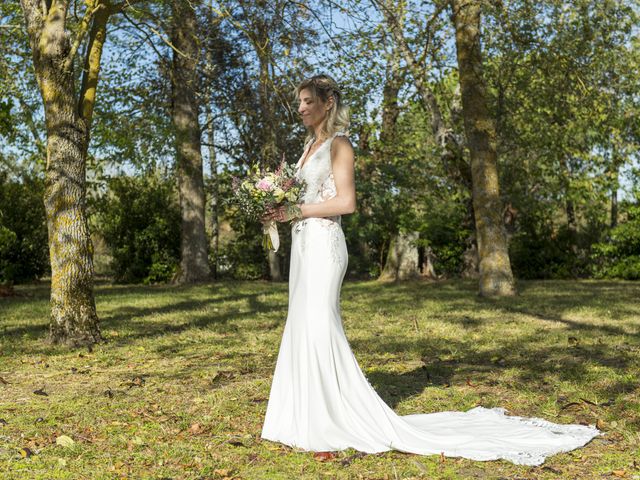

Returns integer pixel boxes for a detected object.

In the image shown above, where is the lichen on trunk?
[19,0,117,346]
[450,0,516,297]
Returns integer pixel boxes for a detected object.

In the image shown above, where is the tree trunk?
[255,25,282,281]
[460,198,479,278]
[420,246,438,279]
[561,156,578,255]
[268,250,282,281]
[380,231,421,281]
[611,146,620,229]
[377,41,421,281]
[170,0,211,283]
[451,0,516,297]
[566,198,577,234]
[20,0,112,346]
[611,185,618,229]
[461,233,479,279]
[379,48,402,148]
[205,107,220,279]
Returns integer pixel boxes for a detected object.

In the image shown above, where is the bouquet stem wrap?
[262,220,280,252]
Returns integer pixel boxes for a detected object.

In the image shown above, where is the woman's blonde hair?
[293,74,350,144]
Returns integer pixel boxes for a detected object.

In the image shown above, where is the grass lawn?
[0,278,638,479]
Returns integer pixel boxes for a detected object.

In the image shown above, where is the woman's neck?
[313,121,328,141]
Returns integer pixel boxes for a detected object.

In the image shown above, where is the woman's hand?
[262,204,304,223]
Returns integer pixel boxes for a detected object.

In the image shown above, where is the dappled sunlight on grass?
[0,279,638,478]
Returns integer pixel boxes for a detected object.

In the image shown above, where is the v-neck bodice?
[295,131,348,206]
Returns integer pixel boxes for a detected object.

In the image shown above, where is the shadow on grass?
[351,326,638,409]
[1,280,286,356]
[4,278,638,408]
[343,279,639,408]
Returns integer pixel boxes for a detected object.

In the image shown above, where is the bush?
[508,206,603,279]
[0,172,49,283]
[217,215,271,280]
[91,172,181,284]
[592,202,640,280]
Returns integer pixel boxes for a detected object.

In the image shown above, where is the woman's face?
[297,87,332,131]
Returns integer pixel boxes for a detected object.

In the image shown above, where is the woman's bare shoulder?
[331,135,354,153]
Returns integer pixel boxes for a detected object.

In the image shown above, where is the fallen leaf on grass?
[313,451,335,461]
[109,461,129,475]
[127,436,145,451]
[611,470,627,477]
[56,435,75,447]
[121,376,146,389]
[19,447,34,458]
[70,367,90,375]
[466,378,476,387]
[189,423,202,435]
[210,371,236,385]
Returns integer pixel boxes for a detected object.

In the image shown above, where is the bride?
[259,73,600,466]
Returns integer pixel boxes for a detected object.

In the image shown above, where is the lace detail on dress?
[458,407,601,466]
[319,172,337,201]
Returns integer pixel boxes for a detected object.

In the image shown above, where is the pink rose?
[256,178,274,191]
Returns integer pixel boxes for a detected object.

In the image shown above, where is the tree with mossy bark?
[450,0,515,296]
[18,0,140,345]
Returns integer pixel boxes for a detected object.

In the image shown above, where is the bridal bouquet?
[230,158,306,252]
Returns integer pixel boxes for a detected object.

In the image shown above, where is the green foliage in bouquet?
[226,160,306,221]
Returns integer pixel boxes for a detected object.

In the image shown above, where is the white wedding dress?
[260,131,600,466]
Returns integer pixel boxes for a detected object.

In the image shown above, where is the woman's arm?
[299,136,356,218]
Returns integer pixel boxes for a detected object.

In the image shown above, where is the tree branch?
[119,3,188,57]
[78,0,111,126]
[372,0,469,185]
[20,0,44,33]
[64,1,104,72]
[120,10,170,62]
